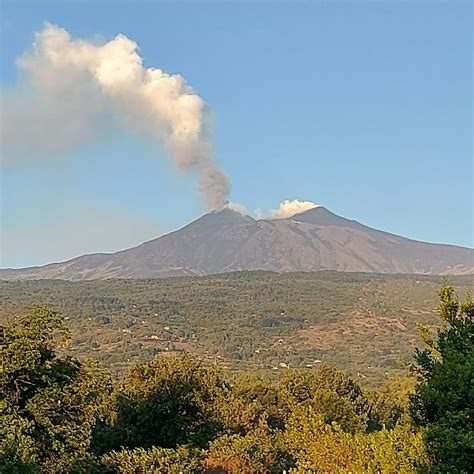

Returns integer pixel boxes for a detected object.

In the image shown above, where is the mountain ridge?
[1,207,473,280]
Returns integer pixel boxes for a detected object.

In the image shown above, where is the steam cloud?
[270,199,318,218]
[226,199,319,219]
[1,24,230,209]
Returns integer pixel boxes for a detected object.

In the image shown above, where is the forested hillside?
[1,271,472,385]
[1,285,472,472]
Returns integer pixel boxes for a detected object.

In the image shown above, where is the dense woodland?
[1,272,472,386]
[1,280,473,472]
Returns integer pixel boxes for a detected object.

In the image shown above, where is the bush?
[284,403,428,472]
[101,445,205,473]
[206,424,293,473]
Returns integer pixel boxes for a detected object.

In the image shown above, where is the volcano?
[1,207,472,280]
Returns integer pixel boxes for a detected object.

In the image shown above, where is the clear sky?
[1,0,472,268]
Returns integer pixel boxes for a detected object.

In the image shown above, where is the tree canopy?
[410,284,474,472]
[0,307,113,472]
[1,282,471,472]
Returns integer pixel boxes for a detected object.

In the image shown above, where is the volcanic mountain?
[1,207,472,280]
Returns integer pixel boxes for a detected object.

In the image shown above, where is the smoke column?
[1,24,230,209]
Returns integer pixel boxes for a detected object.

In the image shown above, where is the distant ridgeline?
[1,271,472,385]
[1,207,473,280]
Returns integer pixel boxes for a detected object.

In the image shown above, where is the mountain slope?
[1,207,472,280]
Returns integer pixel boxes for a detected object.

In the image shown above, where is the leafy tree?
[98,355,230,452]
[0,307,113,473]
[410,284,474,472]
[223,374,284,431]
[278,366,365,406]
[309,389,365,433]
[277,366,369,432]
[365,388,405,432]
[100,445,205,473]
[206,422,292,473]
[0,403,38,472]
[284,403,428,472]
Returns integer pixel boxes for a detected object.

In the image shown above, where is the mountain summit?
[1,208,472,280]
[290,206,366,229]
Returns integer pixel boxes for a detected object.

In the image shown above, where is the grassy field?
[1,271,471,386]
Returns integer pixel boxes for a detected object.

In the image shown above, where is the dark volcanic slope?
[1,207,473,280]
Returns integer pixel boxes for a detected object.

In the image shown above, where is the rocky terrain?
[1,207,472,280]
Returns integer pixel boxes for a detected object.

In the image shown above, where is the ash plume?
[1,24,230,209]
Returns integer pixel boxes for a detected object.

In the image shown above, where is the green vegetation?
[1,282,472,472]
[1,271,472,385]
[410,285,474,472]
[0,307,112,472]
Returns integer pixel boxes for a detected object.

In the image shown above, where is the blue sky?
[1,0,472,268]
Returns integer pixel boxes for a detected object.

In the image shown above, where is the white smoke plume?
[1,24,230,209]
[270,199,318,218]
[225,199,319,219]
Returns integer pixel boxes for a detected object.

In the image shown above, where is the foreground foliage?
[410,285,474,472]
[0,307,113,472]
[1,283,471,472]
